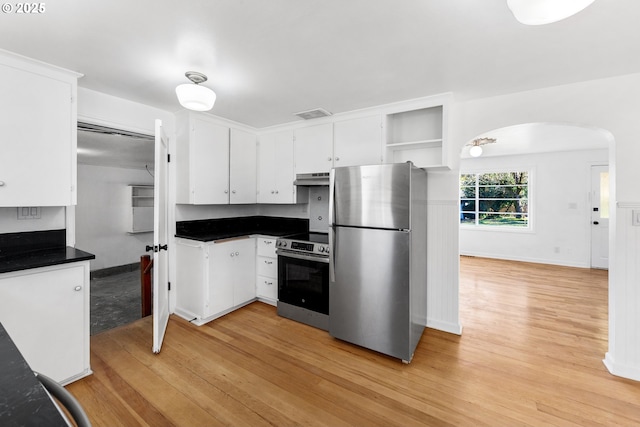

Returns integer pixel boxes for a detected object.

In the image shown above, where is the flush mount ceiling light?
[507,0,595,25]
[467,137,497,157]
[175,71,216,111]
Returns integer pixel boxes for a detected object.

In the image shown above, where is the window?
[460,171,529,227]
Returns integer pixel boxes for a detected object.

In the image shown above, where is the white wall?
[460,149,608,268]
[0,207,65,234]
[75,164,154,271]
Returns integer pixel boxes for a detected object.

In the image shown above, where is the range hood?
[294,172,330,186]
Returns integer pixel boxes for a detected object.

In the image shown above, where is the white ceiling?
[77,129,154,169]
[1,0,639,129]
[461,123,611,158]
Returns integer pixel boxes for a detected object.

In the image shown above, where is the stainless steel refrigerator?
[329,162,428,363]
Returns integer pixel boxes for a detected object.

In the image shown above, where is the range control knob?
[318,246,325,253]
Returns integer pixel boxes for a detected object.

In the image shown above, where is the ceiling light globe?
[176,83,216,111]
[507,0,595,26]
[469,145,483,157]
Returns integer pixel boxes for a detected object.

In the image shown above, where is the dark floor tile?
[90,270,142,335]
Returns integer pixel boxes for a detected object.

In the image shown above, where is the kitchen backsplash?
[308,186,329,232]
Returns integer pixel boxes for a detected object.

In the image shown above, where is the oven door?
[277,251,329,315]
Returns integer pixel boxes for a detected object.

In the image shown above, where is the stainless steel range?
[275,232,329,330]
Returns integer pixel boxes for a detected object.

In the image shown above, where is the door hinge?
[168,282,171,291]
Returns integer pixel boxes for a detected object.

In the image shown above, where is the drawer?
[257,238,277,257]
[256,275,277,300]
[257,256,277,277]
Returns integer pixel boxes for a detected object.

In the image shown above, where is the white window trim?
[460,168,534,234]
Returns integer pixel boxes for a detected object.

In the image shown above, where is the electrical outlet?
[17,207,41,220]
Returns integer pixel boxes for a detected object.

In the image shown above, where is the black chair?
[34,372,92,427]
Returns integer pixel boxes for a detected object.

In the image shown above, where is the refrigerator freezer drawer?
[329,226,412,361]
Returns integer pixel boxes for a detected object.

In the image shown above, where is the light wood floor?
[66,256,640,426]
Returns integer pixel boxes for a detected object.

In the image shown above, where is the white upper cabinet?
[333,115,383,168]
[294,116,384,174]
[0,52,79,207]
[230,128,257,204]
[258,130,296,204]
[176,112,257,205]
[176,113,229,204]
[294,123,333,175]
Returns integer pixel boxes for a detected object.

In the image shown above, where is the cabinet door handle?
[232,190,236,194]
[224,190,229,194]
[327,157,332,161]
[275,190,279,194]
[74,286,82,291]
[235,252,239,256]
[230,252,235,257]
[0,181,5,187]
[265,281,273,286]
[271,190,275,194]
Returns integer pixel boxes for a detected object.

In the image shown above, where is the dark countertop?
[176,216,308,242]
[0,229,95,275]
[0,322,68,426]
[0,246,96,275]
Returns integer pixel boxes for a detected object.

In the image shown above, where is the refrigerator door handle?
[329,226,336,283]
[328,169,335,226]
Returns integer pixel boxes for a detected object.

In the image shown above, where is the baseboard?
[603,352,640,382]
[427,318,463,335]
[459,251,591,269]
[91,262,140,279]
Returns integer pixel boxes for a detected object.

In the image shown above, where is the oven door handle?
[276,250,330,264]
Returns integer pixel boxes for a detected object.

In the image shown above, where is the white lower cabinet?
[256,237,278,305]
[0,262,91,385]
[176,237,256,325]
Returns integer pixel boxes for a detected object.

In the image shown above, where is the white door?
[153,119,170,353]
[591,165,609,269]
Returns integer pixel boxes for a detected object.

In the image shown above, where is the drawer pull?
[264,260,273,265]
[265,281,273,286]
[264,240,273,245]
